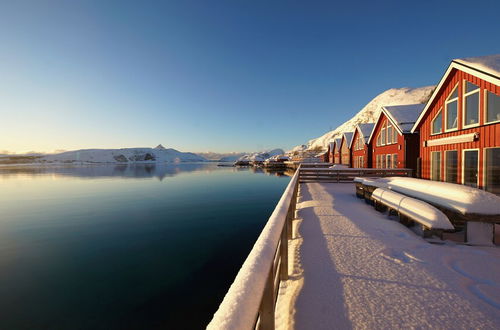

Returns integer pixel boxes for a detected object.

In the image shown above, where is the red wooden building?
[333,138,342,164]
[339,132,354,166]
[327,141,335,163]
[368,104,424,171]
[351,123,375,168]
[412,55,500,194]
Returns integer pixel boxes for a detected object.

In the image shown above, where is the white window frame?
[462,148,480,188]
[392,129,398,144]
[444,84,459,132]
[392,153,398,168]
[483,147,500,192]
[444,150,458,183]
[386,154,391,169]
[484,89,500,125]
[381,125,386,146]
[431,108,443,135]
[387,124,393,145]
[462,80,480,129]
[430,151,442,181]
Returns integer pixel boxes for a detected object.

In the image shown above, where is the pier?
[208,165,500,330]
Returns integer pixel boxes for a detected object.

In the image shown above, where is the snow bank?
[372,188,454,230]
[382,177,500,215]
[207,168,299,330]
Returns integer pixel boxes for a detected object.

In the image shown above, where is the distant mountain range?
[292,86,435,152]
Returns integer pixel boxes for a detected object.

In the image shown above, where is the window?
[376,133,380,147]
[485,148,500,194]
[381,126,386,146]
[486,90,500,123]
[381,154,386,168]
[392,129,398,144]
[386,154,391,169]
[376,155,380,168]
[431,109,442,134]
[463,150,479,188]
[444,150,458,183]
[431,151,441,181]
[387,124,393,145]
[393,154,398,168]
[360,156,364,168]
[463,81,480,127]
[445,85,458,131]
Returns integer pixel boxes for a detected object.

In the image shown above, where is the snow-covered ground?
[275,183,500,329]
[293,86,435,152]
[33,144,206,164]
[236,149,285,163]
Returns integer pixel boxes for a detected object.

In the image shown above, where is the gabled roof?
[356,123,375,144]
[412,54,500,132]
[342,132,354,149]
[334,138,342,151]
[383,104,425,134]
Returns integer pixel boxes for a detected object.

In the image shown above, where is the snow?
[236,149,285,162]
[382,103,426,133]
[275,183,500,329]
[372,188,454,230]
[356,123,375,143]
[381,177,500,215]
[467,222,495,246]
[329,164,348,169]
[265,154,290,162]
[454,54,500,78]
[207,169,300,330]
[334,138,342,151]
[38,146,206,164]
[294,86,434,151]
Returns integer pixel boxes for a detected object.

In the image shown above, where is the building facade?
[351,123,375,168]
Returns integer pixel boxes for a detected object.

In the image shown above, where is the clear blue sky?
[1,0,499,153]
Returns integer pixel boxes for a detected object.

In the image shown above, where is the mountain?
[196,152,247,161]
[38,146,207,164]
[296,86,435,152]
[236,148,285,162]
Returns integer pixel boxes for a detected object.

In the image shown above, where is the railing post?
[280,219,288,281]
[258,267,275,330]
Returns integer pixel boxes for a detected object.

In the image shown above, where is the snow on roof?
[343,132,354,148]
[382,177,500,215]
[453,54,500,78]
[412,54,500,132]
[334,138,342,151]
[356,123,375,143]
[382,103,425,133]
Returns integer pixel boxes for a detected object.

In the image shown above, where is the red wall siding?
[351,128,371,167]
[418,68,500,188]
[340,137,351,166]
[371,113,409,168]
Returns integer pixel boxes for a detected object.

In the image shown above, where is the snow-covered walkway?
[275,183,500,330]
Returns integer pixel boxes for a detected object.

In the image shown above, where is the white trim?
[444,83,459,132]
[444,150,458,183]
[462,79,481,129]
[392,153,398,168]
[380,106,405,135]
[425,132,478,147]
[462,148,480,188]
[484,89,500,125]
[483,147,500,192]
[430,151,442,181]
[411,61,500,133]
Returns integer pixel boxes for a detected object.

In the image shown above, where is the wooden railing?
[207,165,412,330]
[207,166,300,330]
[299,167,413,183]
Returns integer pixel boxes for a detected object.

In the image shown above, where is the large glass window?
[393,154,398,168]
[463,81,480,127]
[431,151,441,181]
[445,85,458,130]
[444,150,458,183]
[485,148,500,194]
[387,125,393,145]
[381,126,386,146]
[392,129,398,144]
[381,154,386,168]
[486,91,500,123]
[463,150,478,188]
[432,110,442,134]
[386,154,392,169]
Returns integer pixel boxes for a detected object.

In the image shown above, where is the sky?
[0,0,499,154]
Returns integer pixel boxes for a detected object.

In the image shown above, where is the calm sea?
[0,163,291,329]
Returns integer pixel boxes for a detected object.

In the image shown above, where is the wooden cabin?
[351,123,375,168]
[340,132,354,166]
[368,104,424,171]
[328,141,335,163]
[412,55,500,194]
[333,138,342,164]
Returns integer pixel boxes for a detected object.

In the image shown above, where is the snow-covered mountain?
[236,149,285,162]
[39,145,207,164]
[296,86,435,152]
